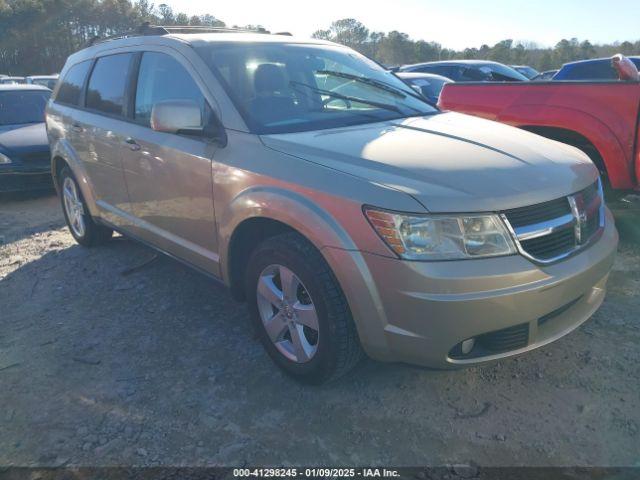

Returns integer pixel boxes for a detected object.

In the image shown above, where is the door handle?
[71,123,83,133]
[124,137,141,151]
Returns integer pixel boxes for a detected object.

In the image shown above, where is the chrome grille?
[502,179,605,264]
[504,197,571,228]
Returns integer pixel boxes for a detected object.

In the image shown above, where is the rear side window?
[417,65,462,81]
[562,60,616,80]
[55,61,91,106]
[134,52,208,127]
[86,53,134,116]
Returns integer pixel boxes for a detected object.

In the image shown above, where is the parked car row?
[0,73,58,89]
[392,55,640,107]
[438,54,640,196]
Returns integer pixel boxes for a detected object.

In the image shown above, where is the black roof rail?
[86,23,271,47]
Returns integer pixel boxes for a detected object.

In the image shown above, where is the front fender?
[217,186,360,283]
[217,185,392,359]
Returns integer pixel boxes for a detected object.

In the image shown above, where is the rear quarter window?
[86,53,134,116]
[55,60,92,106]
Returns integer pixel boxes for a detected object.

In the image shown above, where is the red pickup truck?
[438,61,640,193]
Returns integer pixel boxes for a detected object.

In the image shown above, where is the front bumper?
[0,165,52,193]
[324,208,618,368]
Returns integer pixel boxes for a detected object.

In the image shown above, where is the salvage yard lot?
[1,192,639,467]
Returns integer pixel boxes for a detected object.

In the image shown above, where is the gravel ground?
[0,190,639,468]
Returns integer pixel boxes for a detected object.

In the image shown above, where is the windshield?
[0,90,50,126]
[479,64,529,81]
[32,78,57,89]
[196,43,437,134]
[513,67,540,79]
[403,76,450,101]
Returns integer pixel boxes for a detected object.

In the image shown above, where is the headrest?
[254,63,287,93]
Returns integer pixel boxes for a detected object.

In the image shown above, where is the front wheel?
[246,232,363,383]
[59,166,112,247]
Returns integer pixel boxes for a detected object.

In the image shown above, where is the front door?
[121,51,219,275]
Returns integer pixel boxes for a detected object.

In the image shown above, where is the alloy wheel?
[62,176,86,238]
[256,264,320,363]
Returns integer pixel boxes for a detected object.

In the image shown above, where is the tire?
[59,166,112,247]
[246,232,363,384]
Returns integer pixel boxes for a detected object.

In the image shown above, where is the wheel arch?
[49,140,100,217]
[219,186,360,301]
[519,125,606,173]
[498,104,633,189]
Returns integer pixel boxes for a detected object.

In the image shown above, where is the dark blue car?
[0,84,52,192]
[553,56,640,81]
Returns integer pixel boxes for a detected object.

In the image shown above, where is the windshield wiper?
[316,69,408,98]
[290,80,403,114]
[317,69,429,104]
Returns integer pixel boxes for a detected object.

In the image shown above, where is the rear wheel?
[246,232,363,383]
[59,166,112,246]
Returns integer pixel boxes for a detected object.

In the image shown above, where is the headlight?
[0,152,12,164]
[364,207,517,260]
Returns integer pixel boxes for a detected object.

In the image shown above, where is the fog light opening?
[461,338,475,355]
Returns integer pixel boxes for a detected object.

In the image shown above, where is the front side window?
[197,43,436,134]
[55,61,91,106]
[134,52,209,128]
[0,90,51,126]
[86,53,134,116]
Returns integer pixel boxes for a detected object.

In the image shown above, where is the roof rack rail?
[86,23,271,47]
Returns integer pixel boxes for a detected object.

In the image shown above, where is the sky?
[165,0,640,50]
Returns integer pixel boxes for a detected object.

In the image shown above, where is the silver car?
[46,26,618,383]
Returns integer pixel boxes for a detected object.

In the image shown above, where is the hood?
[261,112,598,212]
[0,123,49,156]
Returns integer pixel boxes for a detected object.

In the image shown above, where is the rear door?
[120,51,219,274]
[80,53,136,225]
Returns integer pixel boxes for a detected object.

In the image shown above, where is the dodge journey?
[46,25,618,383]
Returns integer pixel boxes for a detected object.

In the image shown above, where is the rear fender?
[50,139,100,217]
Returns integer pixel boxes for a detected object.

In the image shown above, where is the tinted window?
[0,90,51,125]
[55,61,91,106]
[459,67,490,81]
[134,52,208,127]
[86,54,133,116]
[198,43,436,134]
[563,60,616,80]
[33,78,57,89]
[415,65,457,80]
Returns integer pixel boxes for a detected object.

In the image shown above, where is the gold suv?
[46,26,618,383]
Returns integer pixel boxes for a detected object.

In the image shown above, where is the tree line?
[1,1,639,75]
[312,18,640,70]
[0,0,226,75]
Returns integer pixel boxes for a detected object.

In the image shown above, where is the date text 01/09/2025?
[232,468,401,477]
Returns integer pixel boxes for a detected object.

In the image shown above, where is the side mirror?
[151,100,202,134]
[150,100,227,146]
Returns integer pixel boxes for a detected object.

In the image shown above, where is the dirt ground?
[0,190,639,468]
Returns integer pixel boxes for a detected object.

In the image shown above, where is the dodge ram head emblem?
[568,193,587,245]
